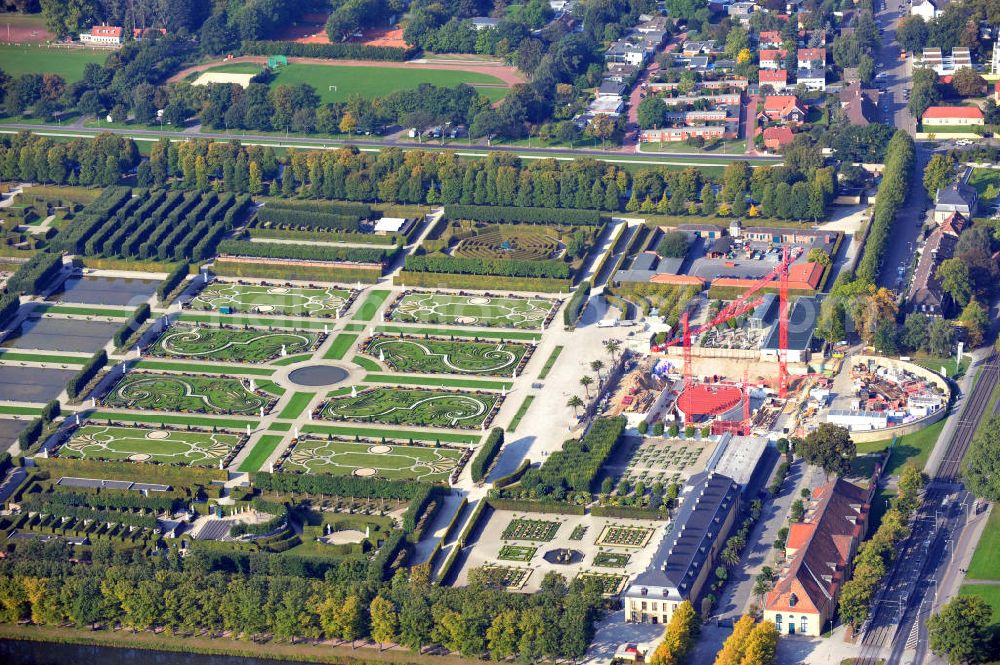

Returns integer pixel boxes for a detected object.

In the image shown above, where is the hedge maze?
[103,372,274,415]
[151,325,320,363]
[321,386,500,429]
[58,425,243,467]
[279,437,463,482]
[363,334,529,376]
[387,291,556,329]
[453,224,562,262]
[190,281,354,317]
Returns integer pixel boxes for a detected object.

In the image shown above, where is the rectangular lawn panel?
[132,360,275,376]
[0,44,109,83]
[277,392,316,419]
[0,350,88,365]
[498,544,537,562]
[595,525,655,548]
[538,346,564,380]
[0,365,77,403]
[280,437,462,482]
[324,333,359,360]
[508,395,535,432]
[300,423,480,444]
[363,334,528,377]
[363,374,512,390]
[352,355,381,371]
[3,317,120,353]
[190,282,352,318]
[150,324,319,363]
[59,425,242,467]
[34,304,131,318]
[593,552,631,568]
[178,313,331,330]
[90,411,257,429]
[389,292,555,329]
[375,324,541,341]
[501,518,560,541]
[49,275,160,306]
[102,372,275,415]
[322,386,499,429]
[353,290,391,321]
[0,405,43,416]
[238,434,285,472]
[270,353,314,366]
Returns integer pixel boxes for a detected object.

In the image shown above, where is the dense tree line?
[857,131,914,283]
[255,207,362,231]
[405,254,572,279]
[0,132,138,188]
[4,250,61,296]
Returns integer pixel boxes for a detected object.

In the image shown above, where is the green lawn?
[238,434,285,472]
[968,168,1000,199]
[0,350,87,365]
[854,418,945,475]
[0,404,42,416]
[91,411,257,429]
[342,323,368,332]
[60,425,241,467]
[958,584,1000,624]
[537,346,563,380]
[103,373,273,415]
[389,292,553,329]
[300,423,481,444]
[913,354,971,379]
[966,509,1000,580]
[201,62,509,104]
[363,334,528,376]
[508,395,535,432]
[374,324,541,341]
[352,355,381,371]
[191,282,351,318]
[281,437,462,481]
[36,304,131,318]
[270,353,313,366]
[132,360,275,376]
[178,313,333,330]
[324,333,358,360]
[322,386,498,429]
[150,325,318,363]
[277,392,316,419]
[0,44,108,83]
[268,422,292,432]
[363,373,512,390]
[352,290,391,321]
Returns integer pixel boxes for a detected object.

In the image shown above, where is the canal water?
[0,639,321,665]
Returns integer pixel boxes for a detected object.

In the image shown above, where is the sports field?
[60,425,241,467]
[322,386,498,428]
[390,293,554,329]
[151,325,318,363]
[191,282,352,317]
[0,44,108,83]
[200,62,508,103]
[103,373,273,415]
[364,334,528,376]
[282,437,462,482]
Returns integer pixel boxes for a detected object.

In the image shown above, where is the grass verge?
[238,434,285,472]
[36,304,131,318]
[508,395,535,432]
[178,313,331,330]
[375,324,541,341]
[0,351,88,365]
[277,392,316,419]
[90,411,257,429]
[353,290,391,321]
[537,346,563,380]
[132,360,275,376]
[300,423,481,444]
[363,373,512,390]
[324,333,359,360]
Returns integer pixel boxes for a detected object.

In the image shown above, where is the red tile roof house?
[80,24,123,45]
[759,69,789,92]
[763,126,795,150]
[758,30,784,48]
[763,477,876,636]
[759,49,788,69]
[921,105,985,127]
[759,95,808,123]
[797,47,827,69]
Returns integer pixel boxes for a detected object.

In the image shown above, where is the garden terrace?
[188,281,357,318]
[385,291,558,329]
[276,436,466,483]
[56,424,247,468]
[362,334,531,376]
[150,325,322,363]
[320,386,501,430]
[102,372,276,415]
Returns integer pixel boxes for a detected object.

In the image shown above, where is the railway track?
[935,351,999,481]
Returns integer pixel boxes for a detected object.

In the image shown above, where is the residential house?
[682,40,718,57]
[758,30,784,49]
[917,47,973,76]
[763,126,795,150]
[624,473,740,625]
[760,49,789,69]
[759,69,789,91]
[933,169,977,221]
[606,39,650,66]
[760,95,808,123]
[797,47,826,70]
[763,477,875,636]
[796,68,826,91]
[641,126,730,142]
[907,215,964,315]
[79,24,123,45]
[636,15,669,33]
[838,81,880,126]
[470,17,499,30]
[727,1,757,23]
[921,105,984,127]
[910,0,942,19]
[604,63,640,83]
[597,80,627,99]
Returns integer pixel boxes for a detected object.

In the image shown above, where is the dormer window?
[789,593,798,607]
[641,587,648,596]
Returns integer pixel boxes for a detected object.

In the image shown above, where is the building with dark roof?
[761,295,820,362]
[907,213,965,316]
[839,81,880,126]
[764,477,875,635]
[934,169,978,222]
[624,472,739,624]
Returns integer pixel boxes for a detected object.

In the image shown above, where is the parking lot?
[0,366,77,402]
[50,275,159,307]
[2,317,120,353]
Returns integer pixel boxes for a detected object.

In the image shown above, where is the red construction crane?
[659,246,796,399]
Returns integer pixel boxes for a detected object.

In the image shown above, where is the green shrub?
[652,422,664,436]
[255,207,362,231]
[157,261,190,302]
[405,253,571,279]
[242,40,415,61]
[218,239,397,264]
[66,349,107,400]
[444,205,602,226]
[112,303,150,348]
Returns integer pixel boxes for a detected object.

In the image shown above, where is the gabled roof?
[908,226,960,308]
[763,126,795,146]
[939,211,967,236]
[763,95,806,117]
[839,81,879,126]
[90,25,123,37]
[760,49,788,61]
[760,69,788,83]
[797,48,826,63]
[922,105,984,120]
[765,478,872,616]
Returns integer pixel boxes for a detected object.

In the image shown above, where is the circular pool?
[287,365,350,388]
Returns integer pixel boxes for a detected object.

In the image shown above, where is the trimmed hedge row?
[263,199,372,218]
[405,253,571,279]
[485,498,586,515]
[213,258,381,283]
[242,40,416,61]
[563,280,591,328]
[252,471,432,500]
[217,239,397,264]
[255,207,362,231]
[66,349,107,400]
[112,303,151,348]
[35,455,227,485]
[6,251,63,296]
[444,205,603,226]
[0,293,19,327]
[396,269,570,292]
[157,261,190,302]
[55,186,132,254]
[17,417,44,450]
[471,427,504,483]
